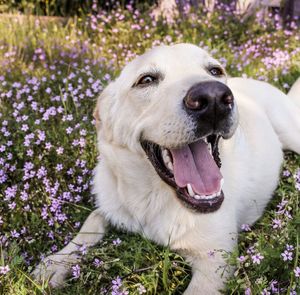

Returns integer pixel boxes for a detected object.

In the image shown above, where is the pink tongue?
[170,140,222,196]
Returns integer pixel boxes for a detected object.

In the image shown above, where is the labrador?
[33,43,300,294]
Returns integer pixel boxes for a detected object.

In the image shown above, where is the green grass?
[0,5,299,295]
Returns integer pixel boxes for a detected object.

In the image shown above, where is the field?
[0,2,300,294]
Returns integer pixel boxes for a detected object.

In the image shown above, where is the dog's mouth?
[141,135,224,213]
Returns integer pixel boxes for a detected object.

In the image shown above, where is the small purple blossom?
[272,218,282,229]
[93,258,103,268]
[281,250,293,261]
[237,255,246,263]
[71,264,80,279]
[241,224,251,232]
[251,253,264,264]
[0,265,10,274]
[137,283,147,294]
[113,238,122,246]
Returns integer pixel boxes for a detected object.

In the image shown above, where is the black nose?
[184,81,234,113]
[183,81,235,135]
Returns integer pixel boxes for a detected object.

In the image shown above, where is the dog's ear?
[93,100,101,131]
[93,81,116,133]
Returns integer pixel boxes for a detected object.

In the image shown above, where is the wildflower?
[251,253,264,264]
[137,283,147,294]
[269,280,278,292]
[71,264,80,279]
[0,265,10,274]
[56,164,63,171]
[10,230,20,238]
[56,147,64,155]
[241,224,251,231]
[112,276,122,292]
[93,258,103,268]
[282,170,290,177]
[272,218,282,229]
[78,244,87,255]
[113,238,122,245]
[237,255,246,263]
[281,250,293,261]
[66,127,73,134]
[294,266,300,277]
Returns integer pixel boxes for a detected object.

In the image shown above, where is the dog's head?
[94,43,238,213]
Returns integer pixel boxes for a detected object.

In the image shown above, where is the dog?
[33,43,300,294]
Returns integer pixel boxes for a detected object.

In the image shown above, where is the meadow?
[0,2,300,294]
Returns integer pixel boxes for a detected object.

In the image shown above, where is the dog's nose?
[184,81,234,116]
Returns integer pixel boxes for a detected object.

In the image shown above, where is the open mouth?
[141,135,224,213]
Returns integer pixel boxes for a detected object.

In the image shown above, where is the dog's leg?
[264,88,300,154]
[183,255,231,295]
[32,210,107,287]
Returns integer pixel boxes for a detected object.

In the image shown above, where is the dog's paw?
[32,254,71,288]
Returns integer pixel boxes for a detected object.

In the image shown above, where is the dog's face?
[95,43,238,213]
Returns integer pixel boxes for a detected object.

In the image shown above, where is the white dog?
[33,43,300,294]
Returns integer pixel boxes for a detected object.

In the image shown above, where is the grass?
[0,3,299,294]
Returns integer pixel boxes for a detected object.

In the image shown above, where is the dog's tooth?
[162,149,168,159]
[187,183,195,197]
[194,194,201,200]
[208,143,212,155]
[220,178,224,189]
[216,191,222,197]
[203,137,208,143]
[167,162,173,171]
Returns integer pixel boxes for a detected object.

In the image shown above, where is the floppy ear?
[93,99,101,131]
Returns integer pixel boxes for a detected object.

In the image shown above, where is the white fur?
[33,44,300,294]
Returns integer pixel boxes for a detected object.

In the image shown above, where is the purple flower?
[294,266,300,277]
[282,170,291,177]
[78,244,87,255]
[10,230,20,238]
[56,147,64,155]
[56,164,63,171]
[281,250,293,261]
[286,244,294,251]
[93,258,103,268]
[0,265,10,274]
[272,218,282,229]
[241,224,251,231]
[237,255,246,263]
[269,280,278,292]
[113,238,122,246]
[251,253,264,264]
[137,283,146,294]
[71,264,80,279]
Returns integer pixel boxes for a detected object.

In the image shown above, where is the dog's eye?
[136,75,157,86]
[209,67,224,77]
